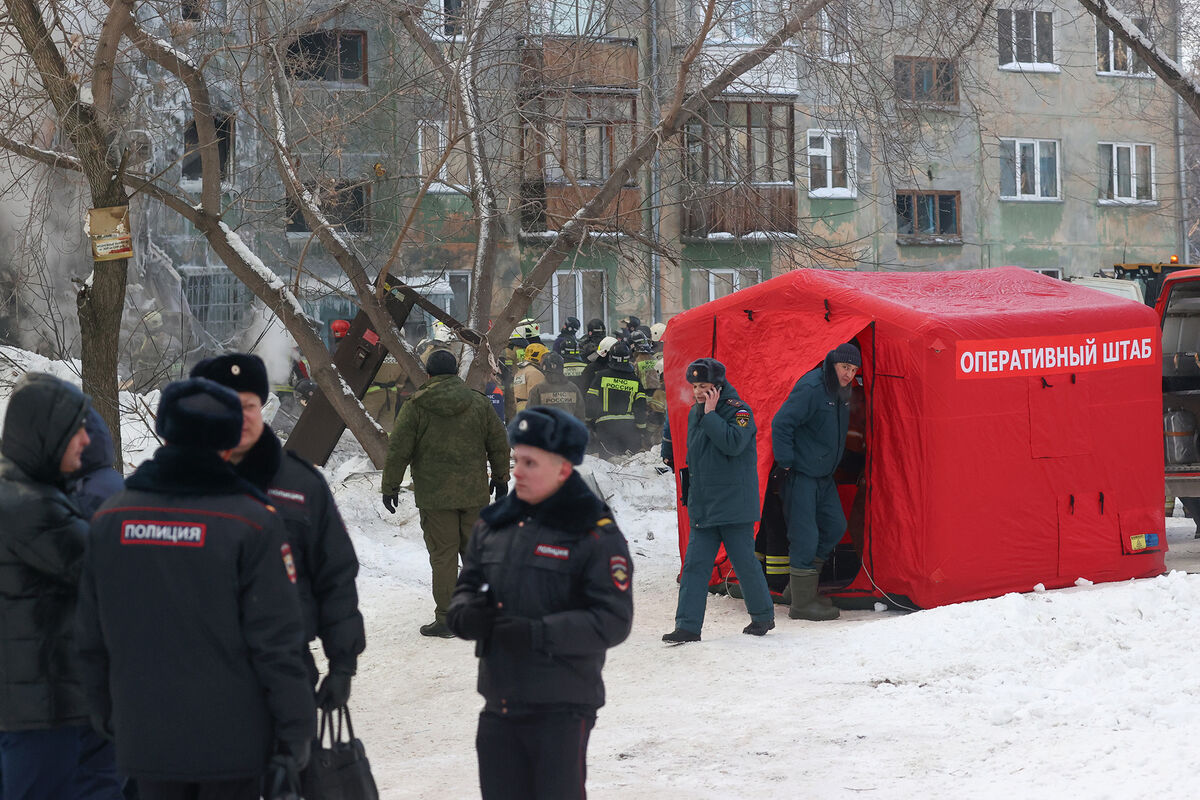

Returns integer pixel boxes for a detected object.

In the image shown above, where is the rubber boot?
[788,568,839,621]
[811,558,834,608]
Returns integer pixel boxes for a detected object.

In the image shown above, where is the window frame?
[893,56,958,105]
[1097,141,1156,204]
[685,98,795,186]
[806,129,856,199]
[688,267,761,307]
[532,93,639,187]
[894,190,962,244]
[997,7,1057,72]
[180,112,235,188]
[999,137,1061,201]
[534,0,604,35]
[1095,19,1151,77]
[285,30,369,87]
[815,3,852,62]
[418,118,470,193]
[179,265,252,344]
[532,269,610,332]
[286,181,371,235]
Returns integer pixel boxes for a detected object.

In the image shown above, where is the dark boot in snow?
[662,628,701,644]
[743,619,775,636]
[420,620,456,638]
[726,579,744,599]
[788,568,839,621]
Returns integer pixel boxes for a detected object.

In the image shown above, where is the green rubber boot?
[788,568,839,621]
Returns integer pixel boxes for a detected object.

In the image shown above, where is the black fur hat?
[508,407,588,465]
[426,350,458,376]
[190,353,269,403]
[156,378,243,450]
[685,357,726,386]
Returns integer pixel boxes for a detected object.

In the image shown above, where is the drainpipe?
[647,0,662,321]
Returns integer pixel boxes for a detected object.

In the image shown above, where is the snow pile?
[325,450,1200,799]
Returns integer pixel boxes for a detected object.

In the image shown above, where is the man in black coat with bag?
[447,407,634,800]
[76,378,315,800]
[190,353,365,710]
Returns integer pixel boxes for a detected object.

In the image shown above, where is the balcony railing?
[682,185,797,237]
[521,182,642,234]
[520,36,638,89]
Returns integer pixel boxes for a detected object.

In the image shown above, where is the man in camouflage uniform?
[382,350,511,637]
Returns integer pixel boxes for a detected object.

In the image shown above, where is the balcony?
[520,36,638,89]
[521,182,642,234]
[683,185,797,237]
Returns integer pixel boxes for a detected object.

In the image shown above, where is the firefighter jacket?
[632,352,662,392]
[447,471,633,715]
[527,373,586,420]
[0,375,91,732]
[585,364,647,427]
[235,427,365,673]
[77,445,315,781]
[685,382,759,527]
[511,362,546,414]
[771,354,850,479]
[382,374,510,510]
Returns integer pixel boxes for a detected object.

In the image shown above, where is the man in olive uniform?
[771,343,860,622]
[662,358,774,643]
[630,330,664,448]
[382,350,511,638]
[527,353,586,421]
[190,354,365,709]
[447,407,633,800]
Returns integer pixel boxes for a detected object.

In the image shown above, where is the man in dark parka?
[77,378,314,799]
[382,350,511,638]
[771,342,860,621]
[662,358,774,642]
[191,353,365,709]
[0,373,122,798]
[446,406,633,800]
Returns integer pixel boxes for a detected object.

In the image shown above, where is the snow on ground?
[332,451,1200,799]
[4,350,1199,797]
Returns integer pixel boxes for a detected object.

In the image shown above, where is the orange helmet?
[330,319,351,339]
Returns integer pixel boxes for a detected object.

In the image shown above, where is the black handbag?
[301,706,380,800]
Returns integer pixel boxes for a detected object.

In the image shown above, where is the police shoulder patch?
[610,555,630,592]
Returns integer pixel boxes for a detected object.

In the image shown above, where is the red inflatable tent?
[662,268,1166,609]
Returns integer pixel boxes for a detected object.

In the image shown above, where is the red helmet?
[330,319,350,339]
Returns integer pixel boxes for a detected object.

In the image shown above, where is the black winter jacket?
[76,446,315,781]
[447,472,633,715]
[0,373,91,731]
[238,427,364,673]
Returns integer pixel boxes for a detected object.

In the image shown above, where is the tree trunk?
[77,258,127,471]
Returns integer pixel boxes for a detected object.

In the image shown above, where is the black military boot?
[742,619,775,636]
[662,628,701,644]
[420,620,455,638]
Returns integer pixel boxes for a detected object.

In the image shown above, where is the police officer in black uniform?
[190,354,365,710]
[76,378,314,799]
[447,407,634,800]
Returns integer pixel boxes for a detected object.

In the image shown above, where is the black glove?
[770,465,793,483]
[315,669,353,711]
[490,478,508,502]
[447,595,497,641]
[265,739,311,799]
[662,455,674,469]
[382,493,398,514]
[490,616,537,651]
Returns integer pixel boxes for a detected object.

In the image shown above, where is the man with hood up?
[0,372,122,797]
[190,353,365,713]
[771,343,861,621]
[382,350,511,638]
[71,407,125,520]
